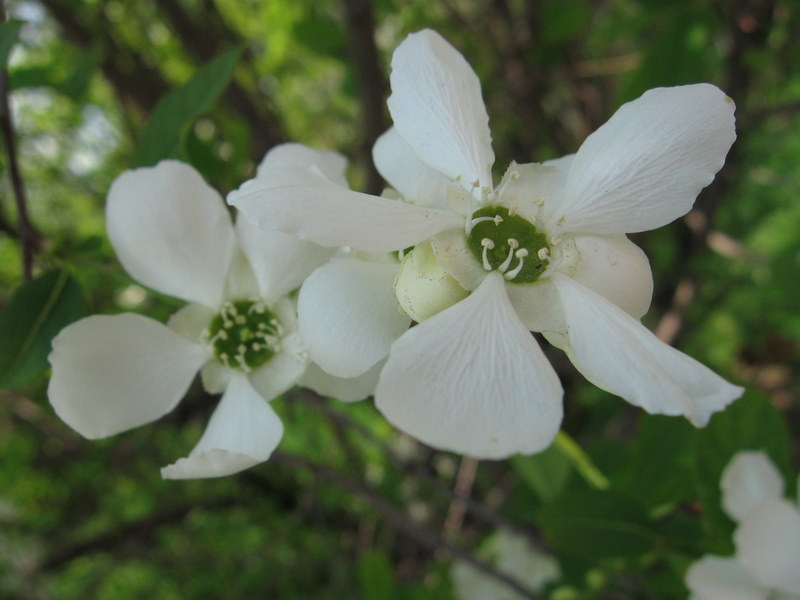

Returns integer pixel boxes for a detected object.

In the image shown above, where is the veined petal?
[229,167,461,253]
[48,314,207,439]
[551,274,742,426]
[721,451,785,522]
[235,214,334,303]
[685,555,770,600]
[247,331,307,401]
[735,498,800,594]
[256,142,349,188]
[161,375,283,479]
[558,84,736,234]
[571,234,653,319]
[375,272,564,458]
[106,161,236,307]
[373,127,449,207]
[167,303,215,344]
[300,360,382,403]
[387,29,494,190]
[506,279,566,333]
[430,228,487,291]
[495,161,570,230]
[297,259,410,378]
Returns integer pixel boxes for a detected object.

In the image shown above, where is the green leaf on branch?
[0,20,24,69]
[511,443,572,502]
[358,551,396,600]
[132,46,243,167]
[538,489,656,561]
[0,270,86,389]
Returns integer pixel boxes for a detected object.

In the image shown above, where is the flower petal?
[256,142,349,188]
[235,214,334,302]
[685,555,770,600]
[48,314,207,439]
[297,258,411,378]
[571,234,653,319]
[375,272,564,458]
[300,360,382,403]
[106,160,236,307]
[551,274,743,426]
[387,29,494,190]
[558,84,736,234]
[167,303,215,343]
[161,374,283,479]
[506,280,566,333]
[229,167,462,252]
[372,127,449,206]
[430,228,487,291]
[721,451,785,522]
[735,498,800,594]
[247,331,307,401]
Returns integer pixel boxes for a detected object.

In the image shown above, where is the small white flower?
[48,146,376,479]
[229,29,743,458]
[451,529,560,600]
[686,451,800,600]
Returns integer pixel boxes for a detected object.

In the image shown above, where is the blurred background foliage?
[0,0,798,598]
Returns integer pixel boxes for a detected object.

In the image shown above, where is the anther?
[470,214,504,229]
[537,247,550,261]
[235,315,246,325]
[217,330,228,340]
[508,205,518,216]
[504,249,529,280]
[535,197,545,207]
[498,239,519,272]
[480,238,495,270]
[510,171,520,180]
[550,236,562,246]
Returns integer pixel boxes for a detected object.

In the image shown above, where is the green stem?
[555,431,610,490]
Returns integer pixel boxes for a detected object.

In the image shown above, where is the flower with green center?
[229,29,743,458]
[48,147,378,479]
[686,452,800,599]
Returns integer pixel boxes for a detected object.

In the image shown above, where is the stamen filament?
[498,238,519,272]
[504,249,529,280]
[480,238,495,270]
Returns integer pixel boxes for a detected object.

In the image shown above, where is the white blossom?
[229,29,742,458]
[48,147,377,479]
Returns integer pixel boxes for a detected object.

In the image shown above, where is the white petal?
[256,142,349,188]
[558,84,736,234]
[48,314,207,439]
[167,303,215,343]
[685,555,770,600]
[387,29,494,190]
[506,280,566,333]
[106,161,236,307]
[247,331,307,401]
[235,214,334,302]
[721,451,785,522]
[375,272,564,458]
[551,274,743,426]
[161,375,283,479]
[372,127,449,206]
[495,161,570,230]
[300,360,382,403]
[430,228,487,291]
[229,167,462,252]
[735,498,800,594]
[570,234,653,319]
[297,259,411,378]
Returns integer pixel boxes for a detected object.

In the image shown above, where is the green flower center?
[203,300,282,372]
[466,205,550,283]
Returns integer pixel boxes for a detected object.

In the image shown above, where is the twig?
[441,456,478,544]
[0,0,38,281]
[272,450,544,600]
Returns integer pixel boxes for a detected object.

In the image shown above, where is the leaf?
[357,551,396,600]
[538,489,656,560]
[511,443,572,502]
[132,47,243,167]
[0,19,23,69]
[0,270,86,389]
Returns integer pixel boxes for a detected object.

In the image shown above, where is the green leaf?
[538,489,656,561]
[358,551,395,600]
[511,443,572,502]
[132,46,243,167]
[0,270,87,389]
[0,19,24,69]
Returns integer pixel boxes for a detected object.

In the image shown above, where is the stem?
[555,430,610,490]
[0,0,37,282]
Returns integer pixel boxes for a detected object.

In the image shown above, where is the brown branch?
[0,0,40,281]
[341,0,388,195]
[272,450,544,600]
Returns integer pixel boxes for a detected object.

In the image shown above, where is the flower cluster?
[49,28,744,478]
[686,451,800,599]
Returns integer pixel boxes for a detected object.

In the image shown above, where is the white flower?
[48,147,377,479]
[229,29,743,458]
[686,451,800,600]
[451,528,560,600]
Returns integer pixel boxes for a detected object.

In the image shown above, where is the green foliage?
[0,269,86,389]
[132,47,243,167]
[0,19,23,68]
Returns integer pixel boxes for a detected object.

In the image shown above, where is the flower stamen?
[481,238,495,270]
[498,238,519,272]
[504,249,529,280]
